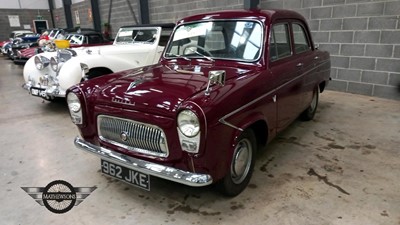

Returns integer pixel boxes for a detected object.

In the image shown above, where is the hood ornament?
[126,77,145,93]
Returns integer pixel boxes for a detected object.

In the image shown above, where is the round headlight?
[50,57,59,72]
[177,110,200,137]
[34,55,49,70]
[67,92,81,113]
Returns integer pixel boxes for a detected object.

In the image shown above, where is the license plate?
[30,87,46,97]
[101,159,150,191]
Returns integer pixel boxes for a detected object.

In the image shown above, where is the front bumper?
[22,81,66,98]
[74,136,213,187]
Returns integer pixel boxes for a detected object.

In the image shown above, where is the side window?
[292,23,311,54]
[270,23,291,61]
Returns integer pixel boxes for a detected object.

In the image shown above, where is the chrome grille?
[97,115,168,157]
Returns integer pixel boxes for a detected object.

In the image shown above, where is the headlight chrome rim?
[177,110,200,137]
[67,92,83,125]
[50,56,59,72]
[67,92,81,113]
[34,55,50,70]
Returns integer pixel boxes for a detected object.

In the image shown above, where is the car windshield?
[68,34,84,44]
[115,27,158,44]
[165,20,263,61]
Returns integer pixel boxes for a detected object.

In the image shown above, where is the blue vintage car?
[7,34,40,60]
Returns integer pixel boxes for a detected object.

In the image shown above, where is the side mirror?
[205,70,225,96]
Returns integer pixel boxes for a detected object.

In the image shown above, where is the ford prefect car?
[68,9,331,196]
[23,24,174,101]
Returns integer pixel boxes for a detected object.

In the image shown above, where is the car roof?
[176,9,306,25]
[120,23,176,29]
[12,30,33,34]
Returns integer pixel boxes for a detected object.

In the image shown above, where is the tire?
[300,86,319,121]
[218,129,257,196]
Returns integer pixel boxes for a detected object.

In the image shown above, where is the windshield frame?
[164,19,264,62]
[114,27,161,45]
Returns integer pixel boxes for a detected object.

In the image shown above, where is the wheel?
[218,129,257,196]
[300,86,319,121]
[183,44,213,57]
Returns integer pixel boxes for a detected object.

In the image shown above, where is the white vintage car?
[22,24,175,100]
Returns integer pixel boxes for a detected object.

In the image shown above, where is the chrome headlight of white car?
[34,55,50,70]
[67,92,82,125]
[50,56,59,72]
[177,110,201,153]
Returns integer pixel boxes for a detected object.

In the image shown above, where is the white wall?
[54,0,63,9]
[53,0,85,9]
[0,0,49,9]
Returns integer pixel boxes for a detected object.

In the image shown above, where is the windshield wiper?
[186,47,214,62]
[165,52,190,61]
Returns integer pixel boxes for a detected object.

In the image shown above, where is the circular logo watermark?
[42,180,77,214]
[21,180,96,214]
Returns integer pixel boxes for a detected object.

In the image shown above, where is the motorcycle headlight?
[177,110,200,137]
[67,92,82,125]
[34,55,50,70]
[50,56,59,72]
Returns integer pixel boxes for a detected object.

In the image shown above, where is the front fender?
[82,54,142,73]
[58,57,84,91]
[23,54,57,84]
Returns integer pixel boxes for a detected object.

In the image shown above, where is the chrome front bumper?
[74,137,213,187]
[22,81,65,98]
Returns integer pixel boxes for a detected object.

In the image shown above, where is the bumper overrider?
[74,136,213,187]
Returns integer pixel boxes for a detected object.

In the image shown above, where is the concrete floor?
[0,56,399,225]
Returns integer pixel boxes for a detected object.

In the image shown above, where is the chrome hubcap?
[231,138,252,184]
[310,90,318,112]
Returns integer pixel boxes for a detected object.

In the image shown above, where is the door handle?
[296,63,304,67]
[314,56,319,60]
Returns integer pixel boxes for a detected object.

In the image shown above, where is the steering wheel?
[183,44,213,57]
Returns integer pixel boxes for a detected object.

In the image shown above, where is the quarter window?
[270,24,291,61]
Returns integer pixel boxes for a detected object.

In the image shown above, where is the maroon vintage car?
[68,9,331,196]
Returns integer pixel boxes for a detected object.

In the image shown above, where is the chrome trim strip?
[219,61,328,129]
[74,137,213,187]
[218,118,244,131]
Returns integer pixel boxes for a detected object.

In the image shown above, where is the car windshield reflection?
[165,20,263,61]
[115,28,158,44]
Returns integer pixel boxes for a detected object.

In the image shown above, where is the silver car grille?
[97,115,169,157]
